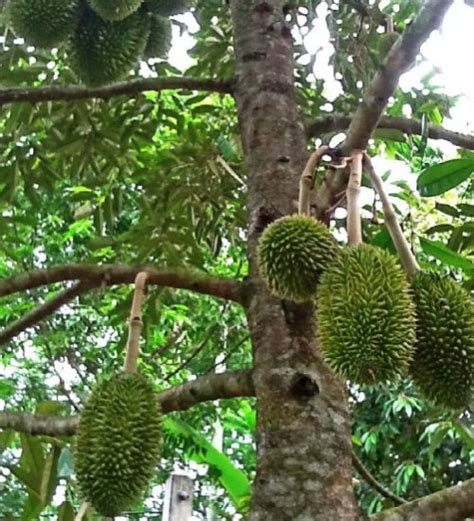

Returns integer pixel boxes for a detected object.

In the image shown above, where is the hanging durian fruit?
[317,151,415,385]
[317,243,416,384]
[258,214,339,302]
[88,0,144,21]
[75,273,162,516]
[68,7,150,86]
[6,0,80,48]
[409,271,474,409]
[364,153,474,409]
[145,0,190,16]
[75,373,162,516]
[144,14,172,59]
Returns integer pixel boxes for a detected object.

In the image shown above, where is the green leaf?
[457,204,474,217]
[428,425,449,460]
[417,159,474,197]
[419,238,474,272]
[165,418,251,511]
[452,420,474,450]
[0,378,16,399]
[435,203,460,218]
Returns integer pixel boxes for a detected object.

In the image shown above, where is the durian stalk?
[73,502,89,521]
[363,153,421,276]
[298,146,328,215]
[123,272,149,374]
[346,150,364,245]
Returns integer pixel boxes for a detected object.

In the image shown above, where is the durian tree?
[0,0,473,520]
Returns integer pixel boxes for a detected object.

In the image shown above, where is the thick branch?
[0,282,91,347]
[345,0,454,151]
[0,77,233,106]
[371,478,474,521]
[314,0,455,219]
[0,370,254,436]
[0,264,244,305]
[306,115,474,151]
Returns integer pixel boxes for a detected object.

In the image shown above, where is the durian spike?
[123,271,149,374]
[298,145,329,215]
[363,153,421,277]
[346,149,364,246]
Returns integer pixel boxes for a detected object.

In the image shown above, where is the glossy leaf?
[420,238,474,272]
[417,159,474,197]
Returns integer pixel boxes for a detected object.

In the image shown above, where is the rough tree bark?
[230,1,358,519]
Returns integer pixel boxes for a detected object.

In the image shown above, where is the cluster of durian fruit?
[258,193,474,411]
[4,0,190,86]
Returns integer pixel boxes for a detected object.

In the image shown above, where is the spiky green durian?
[68,7,150,86]
[144,14,172,59]
[410,271,474,409]
[317,244,416,385]
[257,215,339,302]
[88,0,143,21]
[6,0,80,48]
[75,373,162,517]
[144,0,190,16]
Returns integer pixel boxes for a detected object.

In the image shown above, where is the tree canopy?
[0,0,473,520]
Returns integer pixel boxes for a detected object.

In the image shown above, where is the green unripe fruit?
[258,215,339,302]
[75,373,162,516]
[317,244,416,385]
[410,271,474,409]
[68,7,150,86]
[144,0,190,16]
[6,0,80,48]
[144,15,172,59]
[88,0,143,21]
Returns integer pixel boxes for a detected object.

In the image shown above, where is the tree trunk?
[230,1,359,519]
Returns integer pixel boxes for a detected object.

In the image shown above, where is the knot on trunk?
[290,373,319,400]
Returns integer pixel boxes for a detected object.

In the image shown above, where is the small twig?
[123,272,149,374]
[346,150,364,245]
[298,146,329,215]
[148,327,186,363]
[0,282,90,347]
[352,451,407,505]
[164,323,220,383]
[363,153,420,276]
[74,502,90,521]
[204,335,250,374]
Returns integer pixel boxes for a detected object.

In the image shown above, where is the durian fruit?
[88,0,143,21]
[68,7,150,86]
[317,244,416,385]
[145,0,190,16]
[6,0,80,48]
[409,271,474,409]
[257,214,339,302]
[144,14,172,59]
[75,372,162,517]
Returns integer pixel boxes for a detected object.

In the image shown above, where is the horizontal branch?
[0,77,233,106]
[0,264,244,305]
[314,0,455,219]
[0,370,254,437]
[0,282,91,347]
[371,478,474,521]
[306,115,474,150]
